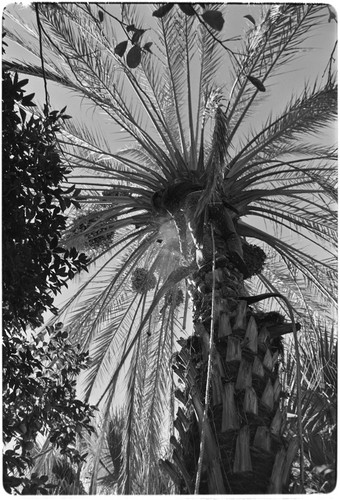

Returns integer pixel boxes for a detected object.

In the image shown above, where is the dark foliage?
[3,325,95,494]
[152,4,224,31]
[2,68,89,330]
[68,211,116,251]
[2,61,94,494]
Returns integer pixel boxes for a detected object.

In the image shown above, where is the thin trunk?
[161,219,298,494]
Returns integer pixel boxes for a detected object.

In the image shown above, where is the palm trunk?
[160,225,298,494]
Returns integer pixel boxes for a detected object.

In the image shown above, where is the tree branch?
[35,3,50,112]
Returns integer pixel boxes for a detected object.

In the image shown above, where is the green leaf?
[21,93,36,106]
[152,4,174,18]
[53,247,66,254]
[50,235,58,249]
[114,40,128,57]
[328,7,337,23]
[131,29,145,45]
[126,44,142,68]
[178,4,196,16]
[143,42,153,54]
[63,184,76,194]
[19,107,26,123]
[244,14,256,25]
[126,24,135,32]
[247,74,266,92]
[71,199,81,209]
[16,78,29,88]
[202,9,224,31]
[6,477,22,487]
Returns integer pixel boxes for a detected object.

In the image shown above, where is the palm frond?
[239,221,337,311]
[228,81,337,179]
[226,4,328,141]
[283,320,336,491]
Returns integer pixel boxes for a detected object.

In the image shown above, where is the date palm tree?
[4,2,337,494]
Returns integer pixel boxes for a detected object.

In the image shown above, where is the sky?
[3,1,337,148]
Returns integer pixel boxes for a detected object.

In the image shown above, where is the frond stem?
[194,223,216,493]
[35,4,50,111]
[185,16,196,168]
[160,16,188,163]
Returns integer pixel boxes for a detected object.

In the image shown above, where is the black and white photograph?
[2,1,337,495]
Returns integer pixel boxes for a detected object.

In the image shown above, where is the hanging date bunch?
[68,211,115,251]
[164,288,184,309]
[101,186,127,199]
[131,267,157,293]
[242,241,267,279]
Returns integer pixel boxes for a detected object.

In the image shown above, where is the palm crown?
[4,2,337,493]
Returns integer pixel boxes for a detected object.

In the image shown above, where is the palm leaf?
[226,4,328,141]
[228,82,337,179]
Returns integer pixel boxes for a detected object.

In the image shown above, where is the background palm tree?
[283,321,337,493]
[3,2,337,494]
